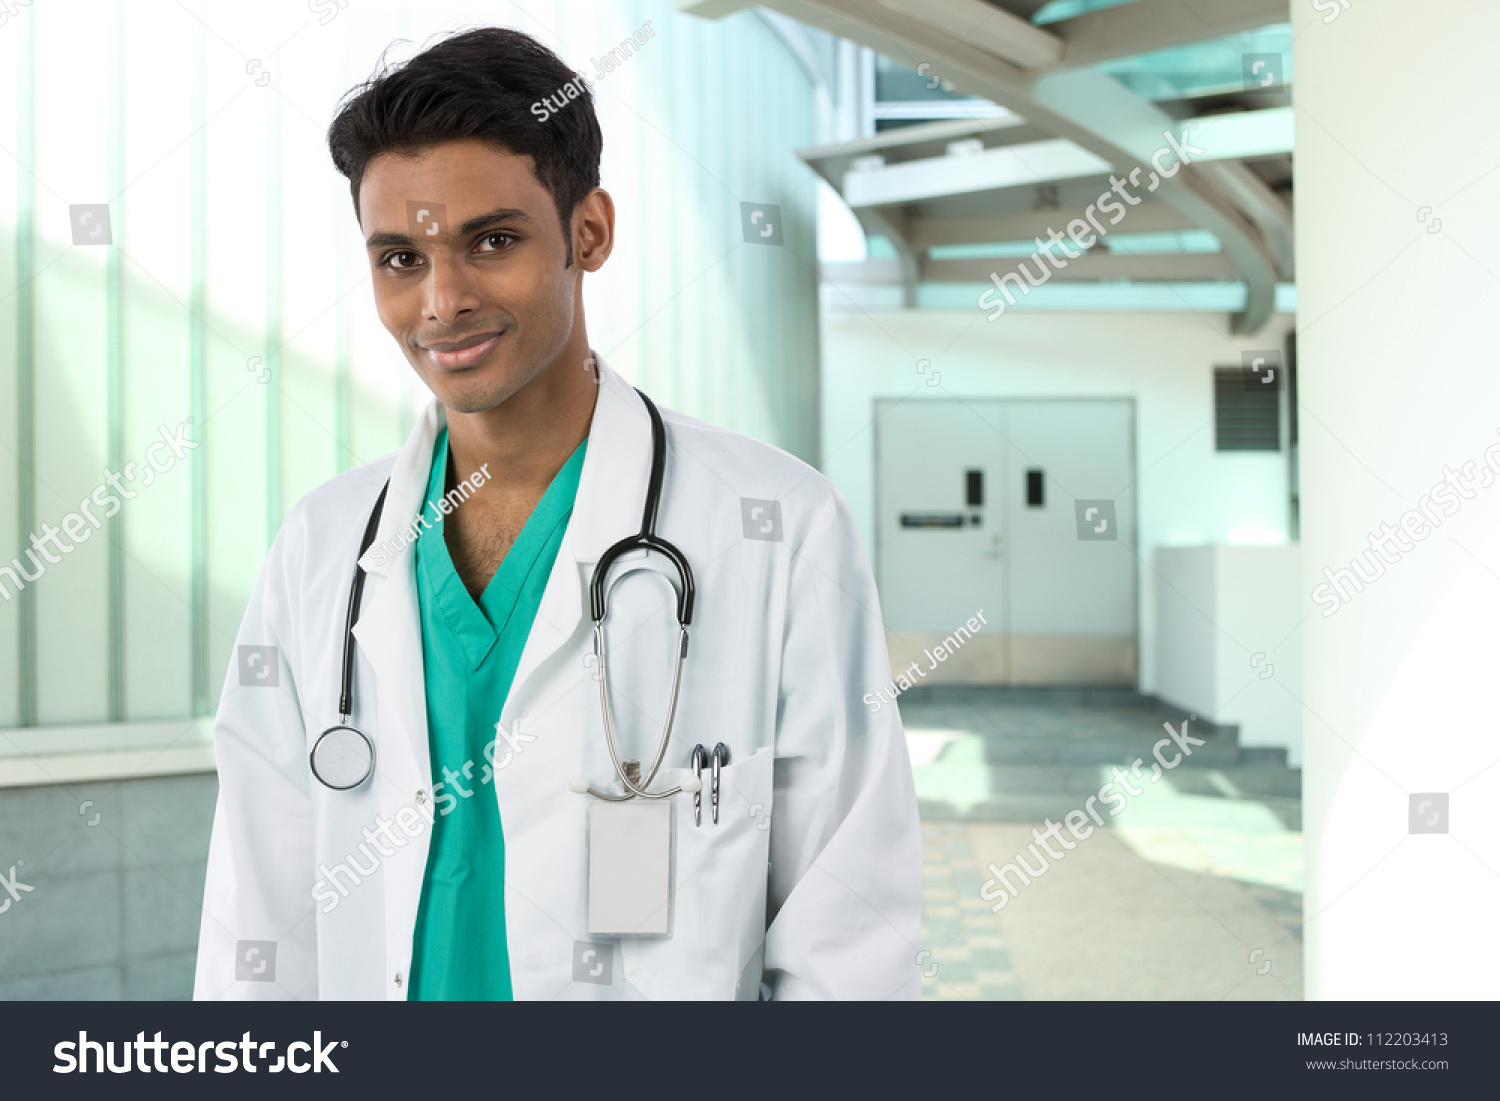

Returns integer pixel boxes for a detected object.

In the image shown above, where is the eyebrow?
[364,206,537,250]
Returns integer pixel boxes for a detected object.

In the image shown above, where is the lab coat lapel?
[506,357,654,706]
[354,401,444,785]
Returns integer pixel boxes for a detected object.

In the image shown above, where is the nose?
[423,252,482,325]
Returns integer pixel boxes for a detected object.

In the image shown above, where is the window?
[965,469,984,507]
[871,54,1006,132]
[1025,469,1045,507]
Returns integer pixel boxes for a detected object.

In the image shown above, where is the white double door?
[874,398,1137,686]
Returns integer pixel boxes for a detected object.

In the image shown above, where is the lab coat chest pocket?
[692,745,775,843]
[644,746,774,994]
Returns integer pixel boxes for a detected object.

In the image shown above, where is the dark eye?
[477,232,515,253]
[383,250,422,270]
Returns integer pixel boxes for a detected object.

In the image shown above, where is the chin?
[431,383,507,416]
[423,366,525,416]
[442,394,507,416]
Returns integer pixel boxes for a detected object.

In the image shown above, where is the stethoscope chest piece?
[310,725,375,791]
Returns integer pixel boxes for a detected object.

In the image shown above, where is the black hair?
[327,26,602,267]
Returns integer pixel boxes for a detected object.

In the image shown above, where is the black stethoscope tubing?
[339,479,390,717]
[315,388,691,791]
[589,389,694,629]
[307,479,389,791]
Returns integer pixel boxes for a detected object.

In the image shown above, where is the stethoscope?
[310,389,721,815]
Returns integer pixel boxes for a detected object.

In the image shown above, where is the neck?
[442,331,599,493]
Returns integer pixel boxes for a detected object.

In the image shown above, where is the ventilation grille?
[1214,367,1280,451]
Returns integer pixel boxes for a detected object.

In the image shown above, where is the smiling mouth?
[422,331,504,370]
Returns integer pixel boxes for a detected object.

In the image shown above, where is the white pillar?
[1297,0,1500,996]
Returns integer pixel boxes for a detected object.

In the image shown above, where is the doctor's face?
[358,138,611,414]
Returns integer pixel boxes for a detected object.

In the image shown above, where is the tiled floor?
[905,687,1303,1001]
[920,822,1023,1000]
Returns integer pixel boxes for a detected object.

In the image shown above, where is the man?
[194,26,920,1001]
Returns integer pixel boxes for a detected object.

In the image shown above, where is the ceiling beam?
[906,201,1192,248]
[773,0,1281,330]
[870,0,1063,68]
[923,252,1239,282]
[821,252,1241,285]
[682,0,1293,72]
[800,115,1031,165]
[677,0,751,18]
[1194,160,1294,277]
[684,0,1287,330]
[821,109,1291,209]
[1049,0,1291,71]
[842,139,1111,207]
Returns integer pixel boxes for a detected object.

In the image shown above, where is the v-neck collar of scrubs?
[416,428,585,670]
[406,425,588,1002]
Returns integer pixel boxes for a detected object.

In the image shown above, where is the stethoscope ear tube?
[591,534,694,627]
[587,391,695,628]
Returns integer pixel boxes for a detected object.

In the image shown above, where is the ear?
[572,188,615,272]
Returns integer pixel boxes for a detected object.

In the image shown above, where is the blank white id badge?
[586,799,674,937]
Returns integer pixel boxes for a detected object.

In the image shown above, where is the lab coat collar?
[355,351,651,578]
[357,400,444,579]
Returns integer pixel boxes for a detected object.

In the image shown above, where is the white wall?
[1156,545,1303,765]
[1154,546,1217,711]
[1296,0,1500,997]
[820,301,1295,694]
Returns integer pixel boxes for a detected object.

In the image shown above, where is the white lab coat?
[193,356,922,1000]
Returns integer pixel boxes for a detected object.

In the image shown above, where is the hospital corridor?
[0,0,1495,1028]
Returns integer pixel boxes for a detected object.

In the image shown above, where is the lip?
[422,331,503,370]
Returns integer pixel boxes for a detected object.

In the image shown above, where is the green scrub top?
[407,426,587,1001]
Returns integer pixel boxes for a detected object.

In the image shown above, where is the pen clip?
[711,743,729,824]
[691,744,708,826]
